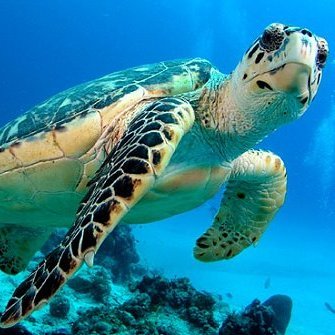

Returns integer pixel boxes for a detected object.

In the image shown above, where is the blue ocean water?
[0,0,334,334]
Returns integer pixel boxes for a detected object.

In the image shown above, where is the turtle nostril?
[300,96,309,105]
[301,29,313,37]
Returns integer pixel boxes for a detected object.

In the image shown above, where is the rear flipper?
[0,225,52,275]
[194,150,287,261]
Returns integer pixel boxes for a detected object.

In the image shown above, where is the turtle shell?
[0,58,213,148]
[0,58,213,227]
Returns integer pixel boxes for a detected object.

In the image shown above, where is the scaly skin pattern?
[194,150,287,261]
[0,23,328,327]
[0,97,194,326]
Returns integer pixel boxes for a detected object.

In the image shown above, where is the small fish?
[264,277,271,289]
[225,292,233,299]
[325,302,335,314]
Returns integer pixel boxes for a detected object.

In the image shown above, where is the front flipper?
[194,150,287,262]
[0,97,194,327]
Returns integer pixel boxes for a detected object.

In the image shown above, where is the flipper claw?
[84,251,95,268]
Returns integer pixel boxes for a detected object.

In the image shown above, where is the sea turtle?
[0,23,328,327]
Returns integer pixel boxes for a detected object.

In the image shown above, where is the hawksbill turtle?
[0,23,328,327]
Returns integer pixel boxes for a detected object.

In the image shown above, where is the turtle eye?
[260,25,285,51]
[316,41,328,68]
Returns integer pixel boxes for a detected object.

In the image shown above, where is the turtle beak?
[268,62,312,107]
[267,30,327,104]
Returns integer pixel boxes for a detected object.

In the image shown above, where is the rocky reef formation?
[95,225,142,283]
[132,275,218,332]
[1,225,294,335]
[71,275,219,335]
[49,296,71,319]
[68,267,111,303]
[219,294,292,335]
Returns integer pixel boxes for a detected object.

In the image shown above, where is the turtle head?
[231,23,328,134]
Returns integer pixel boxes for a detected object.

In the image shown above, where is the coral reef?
[132,275,218,333]
[3,223,295,335]
[96,225,141,283]
[72,309,182,335]
[219,294,292,335]
[49,296,71,318]
[71,274,219,335]
[68,267,111,303]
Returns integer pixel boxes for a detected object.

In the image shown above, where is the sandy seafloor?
[0,200,334,335]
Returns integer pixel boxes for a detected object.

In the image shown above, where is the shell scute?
[0,58,213,149]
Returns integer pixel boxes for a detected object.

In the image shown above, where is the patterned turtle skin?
[0,23,328,327]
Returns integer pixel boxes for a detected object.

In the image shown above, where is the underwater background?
[0,0,334,334]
